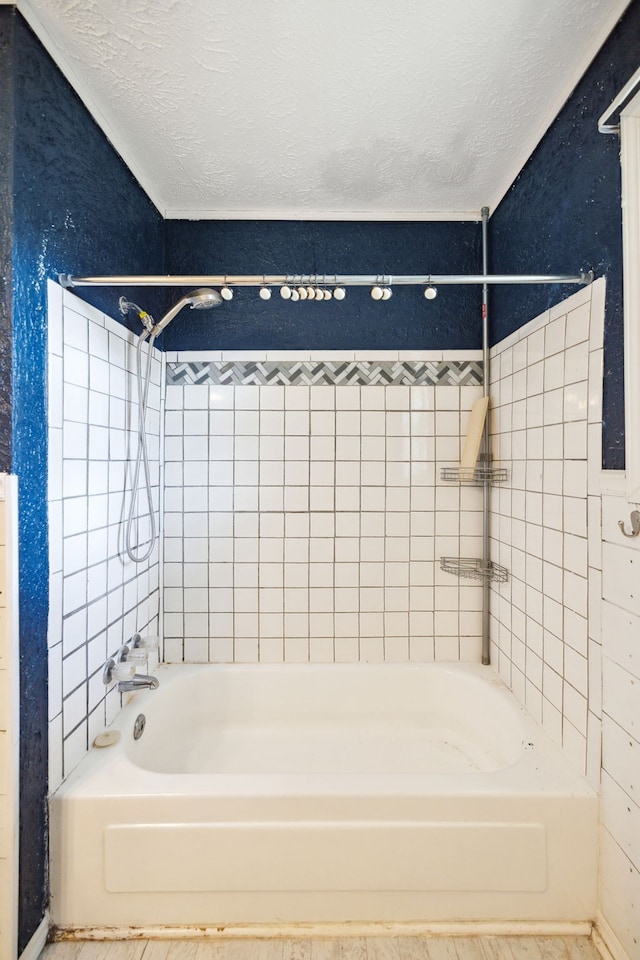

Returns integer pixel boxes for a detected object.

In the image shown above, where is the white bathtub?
[49,662,597,931]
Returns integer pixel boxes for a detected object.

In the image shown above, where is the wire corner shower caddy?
[59,207,593,666]
[440,465,509,485]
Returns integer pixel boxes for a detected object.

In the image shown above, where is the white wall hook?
[618,509,640,537]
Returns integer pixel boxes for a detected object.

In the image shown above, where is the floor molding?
[20,914,49,960]
[52,920,594,942]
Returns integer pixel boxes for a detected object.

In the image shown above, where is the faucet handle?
[126,647,149,665]
[136,635,160,651]
[111,661,136,682]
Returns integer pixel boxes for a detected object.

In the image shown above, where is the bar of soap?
[93,730,121,748]
[460,396,490,473]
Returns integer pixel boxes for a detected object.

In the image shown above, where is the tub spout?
[117,673,160,693]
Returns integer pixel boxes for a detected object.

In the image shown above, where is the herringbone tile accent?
[166,360,483,387]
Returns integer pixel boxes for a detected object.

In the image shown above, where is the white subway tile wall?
[47,282,161,790]
[163,373,485,664]
[489,279,604,780]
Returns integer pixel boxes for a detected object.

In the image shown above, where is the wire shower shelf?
[440,465,508,485]
[440,557,509,583]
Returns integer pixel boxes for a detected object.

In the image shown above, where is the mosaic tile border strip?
[166,360,483,387]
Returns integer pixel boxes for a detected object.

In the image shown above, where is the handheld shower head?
[153,287,223,334]
[188,287,224,309]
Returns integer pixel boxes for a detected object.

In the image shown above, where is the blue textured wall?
[10,11,164,950]
[163,220,482,350]
[490,0,640,469]
[0,10,13,473]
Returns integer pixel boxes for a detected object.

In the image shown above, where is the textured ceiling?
[15,0,631,219]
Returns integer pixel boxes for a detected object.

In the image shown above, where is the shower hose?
[125,328,158,563]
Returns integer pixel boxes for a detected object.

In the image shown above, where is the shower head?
[153,287,223,335]
[189,287,223,309]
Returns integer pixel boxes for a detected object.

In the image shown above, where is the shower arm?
[59,271,593,289]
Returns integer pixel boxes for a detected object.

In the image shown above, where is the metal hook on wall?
[618,509,640,538]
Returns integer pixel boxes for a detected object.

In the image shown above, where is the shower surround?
[46,278,606,784]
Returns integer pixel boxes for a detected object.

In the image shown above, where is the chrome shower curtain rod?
[59,271,593,289]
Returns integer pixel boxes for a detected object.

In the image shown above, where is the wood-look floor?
[41,936,600,960]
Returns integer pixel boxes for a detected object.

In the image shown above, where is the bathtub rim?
[52,661,596,802]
